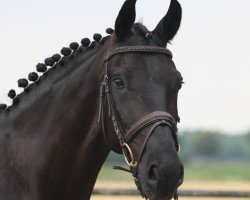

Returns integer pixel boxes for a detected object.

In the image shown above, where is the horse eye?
[113,78,125,89]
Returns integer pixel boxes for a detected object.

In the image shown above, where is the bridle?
[98,43,180,200]
[98,44,180,199]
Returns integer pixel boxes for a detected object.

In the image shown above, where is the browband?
[104,46,173,61]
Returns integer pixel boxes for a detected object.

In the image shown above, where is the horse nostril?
[148,165,157,180]
[146,164,158,187]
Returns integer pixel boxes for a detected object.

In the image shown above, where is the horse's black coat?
[0,0,184,199]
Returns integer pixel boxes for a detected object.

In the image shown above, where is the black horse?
[0,0,184,199]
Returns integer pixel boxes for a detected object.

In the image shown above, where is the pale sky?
[0,0,249,134]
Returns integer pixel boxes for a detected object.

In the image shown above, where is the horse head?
[100,0,184,199]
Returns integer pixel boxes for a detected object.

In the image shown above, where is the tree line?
[179,130,250,163]
[105,130,250,164]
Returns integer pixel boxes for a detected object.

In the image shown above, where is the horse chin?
[140,185,181,200]
[153,195,175,200]
[153,195,174,200]
[139,187,179,200]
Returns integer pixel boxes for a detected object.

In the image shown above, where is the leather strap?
[126,111,177,143]
[137,121,165,163]
[104,46,173,61]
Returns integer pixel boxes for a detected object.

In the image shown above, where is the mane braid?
[0,33,111,113]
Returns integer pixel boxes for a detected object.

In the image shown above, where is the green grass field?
[97,162,250,182]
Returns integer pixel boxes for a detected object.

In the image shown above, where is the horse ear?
[115,0,137,40]
[153,0,182,43]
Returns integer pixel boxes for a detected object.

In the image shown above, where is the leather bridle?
[98,44,180,200]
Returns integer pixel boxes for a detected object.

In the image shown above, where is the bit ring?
[122,143,137,168]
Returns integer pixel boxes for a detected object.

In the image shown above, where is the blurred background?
[1,0,250,199]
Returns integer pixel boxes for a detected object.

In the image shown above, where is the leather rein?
[98,45,180,200]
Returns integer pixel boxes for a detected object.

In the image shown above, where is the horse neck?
[1,41,111,200]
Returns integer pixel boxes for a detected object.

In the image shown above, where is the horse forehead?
[134,54,177,74]
[111,54,178,81]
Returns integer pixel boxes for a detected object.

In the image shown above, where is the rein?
[98,44,180,200]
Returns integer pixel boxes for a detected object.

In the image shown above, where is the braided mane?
[0,29,114,113]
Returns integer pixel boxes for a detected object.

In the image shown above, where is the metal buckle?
[122,143,137,168]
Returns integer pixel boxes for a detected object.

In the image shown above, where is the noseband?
[98,45,180,200]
